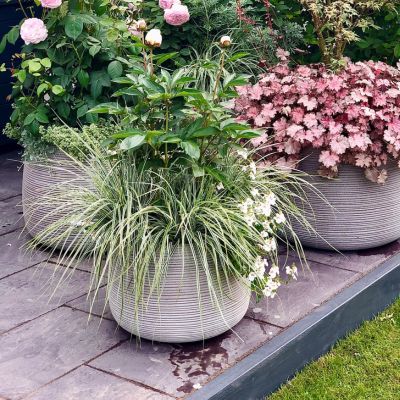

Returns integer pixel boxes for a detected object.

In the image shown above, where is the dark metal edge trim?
[188,254,400,400]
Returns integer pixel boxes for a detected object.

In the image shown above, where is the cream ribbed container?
[22,151,91,248]
[292,151,400,250]
[109,246,251,343]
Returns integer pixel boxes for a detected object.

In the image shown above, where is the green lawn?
[268,298,400,400]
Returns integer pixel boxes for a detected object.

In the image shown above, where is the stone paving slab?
[246,258,358,328]
[0,194,23,235]
[302,246,396,274]
[0,229,47,279]
[67,286,113,320]
[0,150,22,200]
[0,262,90,333]
[90,318,281,398]
[51,254,93,272]
[26,366,172,400]
[0,307,128,400]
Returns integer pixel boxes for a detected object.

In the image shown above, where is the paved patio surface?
[0,150,398,400]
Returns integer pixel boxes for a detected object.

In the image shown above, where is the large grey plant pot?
[22,151,91,248]
[109,246,251,343]
[292,151,400,251]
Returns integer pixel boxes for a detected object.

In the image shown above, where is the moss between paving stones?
[268,297,400,400]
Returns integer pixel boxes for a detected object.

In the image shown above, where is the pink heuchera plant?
[235,51,400,183]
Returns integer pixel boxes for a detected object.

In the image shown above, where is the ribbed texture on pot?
[109,246,251,343]
[292,151,400,250]
[22,151,91,248]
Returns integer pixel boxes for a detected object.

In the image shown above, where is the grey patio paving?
[0,149,398,399]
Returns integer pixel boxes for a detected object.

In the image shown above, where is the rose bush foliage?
[0,0,139,157]
[235,52,400,183]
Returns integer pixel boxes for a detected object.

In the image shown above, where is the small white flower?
[255,202,272,217]
[237,149,248,159]
[44,93,50,101]
[266,192,277,206]
[244,213,257,226]
[216,182,224,191]
[249,162,257,180]
[71,220,85,227]
[286,265,298,280]
[239,197,254,214]
[274,212,286,224]
[248,272,257,282]
[253,256,268,278]
[250,188,259,198]
[269,265,280,279]
[262,237,277,253]
[261,230,269,238]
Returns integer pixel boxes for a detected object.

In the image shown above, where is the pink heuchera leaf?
[319,150,340,168]
[298,95,317,111]
[330,135,348,154]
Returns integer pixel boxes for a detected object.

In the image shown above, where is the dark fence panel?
[0,0,28,151]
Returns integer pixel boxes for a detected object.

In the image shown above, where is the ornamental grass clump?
[32,142,306,311]
[235,51,400,183]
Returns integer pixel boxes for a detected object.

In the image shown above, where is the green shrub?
[1,0,139,151]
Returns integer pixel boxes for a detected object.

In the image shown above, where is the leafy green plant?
[1,0,140,156]
[90,37,261,182]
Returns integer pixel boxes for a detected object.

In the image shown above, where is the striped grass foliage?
[29,129,313,329]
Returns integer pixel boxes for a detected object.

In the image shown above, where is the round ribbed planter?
[22,151,91,248]
[109,246,251,343]
[292,151,400,250]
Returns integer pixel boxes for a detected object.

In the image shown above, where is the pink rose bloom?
[159,0,174,9]
[40,0,62,8]
[164,4,190,26]
[20,18,48,45]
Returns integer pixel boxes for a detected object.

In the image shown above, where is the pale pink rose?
[164,4,190,26]
[159,0,174,9]
[20,18,48,45]
[40,0,62,8]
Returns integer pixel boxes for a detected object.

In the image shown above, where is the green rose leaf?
[17,70,26,83]
[37,83,48,95]
[65,16,84,40]
[0,36,7,54]
[52,85,65,95]
[35,111,49,124]
[77,69,90,88]
[7,26,19,45]
[40,58,52,69]
[107,60,123,79]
